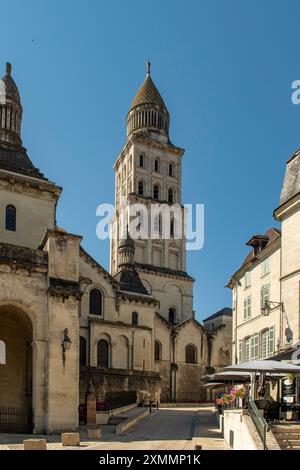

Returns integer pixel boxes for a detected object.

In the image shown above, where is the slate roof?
[240,227,281,269]
[0,146,47,180]
[135,262,194,280]
[278,149,300,207]
[203,307,232,323]
[114,268,150,296]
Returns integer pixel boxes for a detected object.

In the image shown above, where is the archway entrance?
[0,305,33,433]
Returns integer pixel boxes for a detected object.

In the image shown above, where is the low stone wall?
[96,403,137,425]
[80,367,161,406]
[116,408,149,435]
[223,410,264,450]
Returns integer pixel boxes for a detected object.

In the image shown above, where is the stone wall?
[80,367,161,405]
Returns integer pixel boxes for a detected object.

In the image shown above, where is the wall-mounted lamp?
[62,328,72,367]
[261,300,282,316]
[62,328,72,352]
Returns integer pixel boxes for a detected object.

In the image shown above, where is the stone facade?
[228,148,300,364]
[0,63,232,434]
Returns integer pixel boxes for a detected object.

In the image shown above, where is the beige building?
[228,148,300,365]
[0,62,231,434]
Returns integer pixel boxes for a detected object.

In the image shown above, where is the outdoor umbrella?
[224,360,300,373]
[224,360,300,399]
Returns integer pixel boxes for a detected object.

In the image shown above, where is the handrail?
[247,398,269,450]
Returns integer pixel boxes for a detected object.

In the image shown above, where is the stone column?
[31,340,47,434]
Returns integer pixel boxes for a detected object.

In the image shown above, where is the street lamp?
[261,300,282,316]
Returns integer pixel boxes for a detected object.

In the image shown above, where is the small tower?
[118,228,135,268]
[0,63,23,147]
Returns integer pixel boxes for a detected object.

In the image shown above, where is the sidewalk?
[192,406,229,450]
[0,406,150,450]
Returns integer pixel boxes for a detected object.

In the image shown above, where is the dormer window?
[246,234,269,257]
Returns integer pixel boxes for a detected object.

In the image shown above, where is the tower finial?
[146,60,151,76]
[6,63,12,76]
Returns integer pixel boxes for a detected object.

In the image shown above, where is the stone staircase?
[271,424,300,450]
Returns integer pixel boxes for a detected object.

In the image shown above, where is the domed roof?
[129,62,168,113]
[2,63,21,104]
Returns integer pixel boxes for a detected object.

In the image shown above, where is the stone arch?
[162,282,185,295]
[185,344,197,364]
[114,335,130,369]
[155,340,162,361]
[0,304,34,432]
[0,300,39,340]
[163,283,184,321]
[96,333,112,368]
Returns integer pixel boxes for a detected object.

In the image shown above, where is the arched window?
[0,340,6,365]
[155,340,162,361]
[169,163,174,177]
[89,289,102,315]
[138,180,144,196]
[5,205,16,231]
[80,336,87,367]
[132,312,138,326]
[168,308,176,325]
[97,339,109,368]
[168,188,174,204]
[153,184,160,200]
[186,344,197,364]
[139,154,144,167]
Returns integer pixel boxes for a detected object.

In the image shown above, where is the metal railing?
[247,399,269,450]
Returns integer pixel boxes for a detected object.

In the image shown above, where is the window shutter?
[269,326,275,355]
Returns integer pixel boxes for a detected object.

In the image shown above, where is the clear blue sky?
[1,0,300,320]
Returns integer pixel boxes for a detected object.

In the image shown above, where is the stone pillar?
[86,380,96,425]
[32,340,47,434]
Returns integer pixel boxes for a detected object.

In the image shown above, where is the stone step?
[275,434,300,439]
[278,439,300,446]
[272,428,300,433]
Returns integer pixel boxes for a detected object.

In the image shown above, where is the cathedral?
[0,62,231,434]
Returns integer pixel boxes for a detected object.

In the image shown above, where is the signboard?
[281,376,296,403]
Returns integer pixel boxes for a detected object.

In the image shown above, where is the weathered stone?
[23,439,47,450]
[87,427,101,439]
[61,433,80,446]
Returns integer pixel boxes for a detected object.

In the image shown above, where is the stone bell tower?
[110,63,187,274]
[110,64,194,324]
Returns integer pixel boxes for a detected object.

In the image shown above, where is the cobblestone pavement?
[0,405,229,451]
